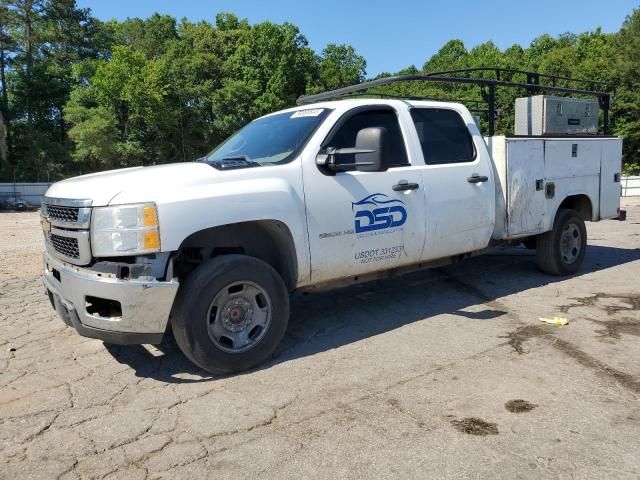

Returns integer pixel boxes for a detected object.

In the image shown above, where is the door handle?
[467,174,488,184]
[392,181,420,192]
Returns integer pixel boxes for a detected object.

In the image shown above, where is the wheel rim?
[206,281,272,353]
[560,223,582,264]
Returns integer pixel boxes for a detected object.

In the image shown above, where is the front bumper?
[43,250,179,345]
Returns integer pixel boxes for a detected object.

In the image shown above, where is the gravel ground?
[1,199,639,479]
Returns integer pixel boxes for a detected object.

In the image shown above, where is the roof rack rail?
[332,92,489,115]
[425,67,611,90]
[296,68,613,135]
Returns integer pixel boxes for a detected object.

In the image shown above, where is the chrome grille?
[42,196,92,230]
[50,234,80,259]
[42,197,92,265]
[45,205,80,223]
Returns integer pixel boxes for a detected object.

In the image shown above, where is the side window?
[410,108,475,165]
[326,109,409,168]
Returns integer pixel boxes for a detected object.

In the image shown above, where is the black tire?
[171,255,289,374]
[535,208,587,275]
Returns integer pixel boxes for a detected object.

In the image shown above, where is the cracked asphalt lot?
[1,199,640,479]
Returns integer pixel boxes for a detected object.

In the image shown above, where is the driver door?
[302,106,426,284]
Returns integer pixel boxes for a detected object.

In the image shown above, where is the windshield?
[205,108,331,166]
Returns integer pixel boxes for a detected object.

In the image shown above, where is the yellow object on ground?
[539,316,569,326]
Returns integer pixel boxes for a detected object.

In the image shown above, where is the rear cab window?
[410,108,475,165]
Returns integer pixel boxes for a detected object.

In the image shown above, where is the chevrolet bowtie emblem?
[41,218,52,233]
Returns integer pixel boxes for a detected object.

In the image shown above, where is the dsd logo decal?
[352,193,407,233]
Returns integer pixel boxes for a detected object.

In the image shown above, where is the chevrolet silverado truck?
[41,72,623,373]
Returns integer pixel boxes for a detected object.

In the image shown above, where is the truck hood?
[45,163,219,206]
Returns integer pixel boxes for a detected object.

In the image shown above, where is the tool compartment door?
[599,139,623,219]
[506,139,546,237]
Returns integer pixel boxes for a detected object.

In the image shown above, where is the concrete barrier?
[0,183,51,206]
[622,176,640,197]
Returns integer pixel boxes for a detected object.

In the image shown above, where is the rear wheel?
[171,255,289,374]
[535,208,587,275]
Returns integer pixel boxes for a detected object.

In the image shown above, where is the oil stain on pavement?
[450,417,499,436]
[505,399,538,413]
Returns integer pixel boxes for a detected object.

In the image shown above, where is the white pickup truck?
[41,95,623,373]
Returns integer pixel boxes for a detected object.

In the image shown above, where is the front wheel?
[171,255,289,374]
[535,208,587,275]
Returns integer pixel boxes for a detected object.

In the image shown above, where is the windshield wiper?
[207,155,262,170]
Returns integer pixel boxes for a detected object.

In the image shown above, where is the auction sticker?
[291,109,324,118]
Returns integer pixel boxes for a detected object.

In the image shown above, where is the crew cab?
[42,87,623,373]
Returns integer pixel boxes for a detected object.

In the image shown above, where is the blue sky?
[76,0,638,76]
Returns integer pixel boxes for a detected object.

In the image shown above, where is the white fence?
[622,176,640,197]
[0,183,51,206]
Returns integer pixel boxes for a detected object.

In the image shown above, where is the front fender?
[109,163,311,286]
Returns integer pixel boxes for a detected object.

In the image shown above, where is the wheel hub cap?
[222,298,253,332]
[206,281,272,353]
[560,223,581,264]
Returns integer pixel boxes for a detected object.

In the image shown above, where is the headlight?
[91,203,160,257]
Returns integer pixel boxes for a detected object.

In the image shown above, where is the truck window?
[327,109,409,169]
[205,108,331,166]
[410,108,475,165]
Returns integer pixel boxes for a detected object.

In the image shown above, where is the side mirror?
[354,126,387,172]
[316,126,388,173]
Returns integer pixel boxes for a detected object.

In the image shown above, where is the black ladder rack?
[296,68,613,136]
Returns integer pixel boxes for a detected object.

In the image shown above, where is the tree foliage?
[614,8,640,174]
[316,43,366,91]
[0,3,639,180]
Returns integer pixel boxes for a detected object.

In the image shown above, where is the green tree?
[65,86,118,170]
[3,0,108,180]
[221,19,316,118]
[106,13,177,59]
[614,8,640,173]
[68,45,169,168]
[423,39,468,72]
[317,43,366,91]
[42,0,106,141]
[0,0,16,166]
[12,0,45,127]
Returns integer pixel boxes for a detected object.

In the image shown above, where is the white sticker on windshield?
[291,109,324,118]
